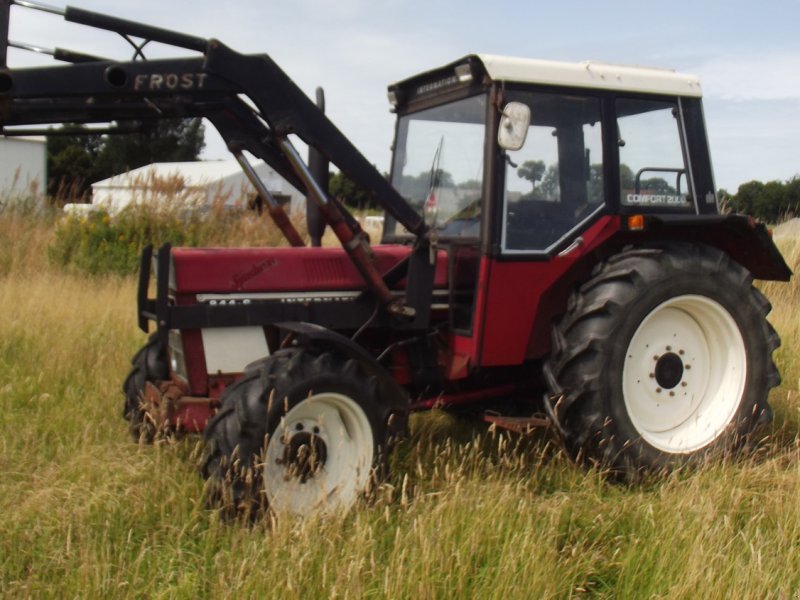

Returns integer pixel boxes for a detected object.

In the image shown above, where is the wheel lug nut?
[656,388,662,393]
[681,382,687,387]
[653,355,659,361]
[669,391,675,397]
[295,423,304,431]
[649,373,655,378]
[313,426,320,434]
[666,345,672,351]
[685,365,691,370]
[679,350,685,355]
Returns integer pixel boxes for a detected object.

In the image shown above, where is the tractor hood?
[169,245,449,295]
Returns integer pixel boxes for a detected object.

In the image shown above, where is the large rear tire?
[201,347,405,518]
[122,333,168,443]
[544,244,780,475]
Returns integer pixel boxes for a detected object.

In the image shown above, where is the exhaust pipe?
[307,86,329,247]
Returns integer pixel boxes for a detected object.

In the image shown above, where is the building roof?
[92,160,247,189]
[0,135,47,144]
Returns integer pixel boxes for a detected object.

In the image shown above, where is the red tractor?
[1,1,791,516]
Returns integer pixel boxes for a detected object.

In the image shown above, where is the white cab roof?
[476,54,702,97]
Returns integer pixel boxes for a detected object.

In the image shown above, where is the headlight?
[168,329,188,382]
[151,251,176,292]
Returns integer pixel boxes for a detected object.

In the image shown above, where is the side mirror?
[498,102,531,151]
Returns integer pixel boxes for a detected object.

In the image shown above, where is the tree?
[758,181,786,223]
[46,118,206,200]
[46,128,105,198]
[517,160,546,192]
[457,179,481,190]
[729,180,763,216]
[329,170,379,210]
[589,163,604,202]
[619,163,635,191]
[639,177,675,194]
[785,177,800,214]
[395,169,454,206]
[539,165,560,200]
[728,177,800,223]
[99,119,205,175]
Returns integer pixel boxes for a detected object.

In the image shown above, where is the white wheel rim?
[264,392,374,516]
[622,295,747,453]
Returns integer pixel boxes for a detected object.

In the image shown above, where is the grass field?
[1,208,799,598]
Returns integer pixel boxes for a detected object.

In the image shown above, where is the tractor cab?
[384,54,713,251]
[382,55,724,376]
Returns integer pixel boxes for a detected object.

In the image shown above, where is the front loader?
[0,0,791,517]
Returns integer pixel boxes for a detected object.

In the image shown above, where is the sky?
[5,0,800,192]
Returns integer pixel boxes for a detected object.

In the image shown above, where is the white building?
[81,159,304,215]
[0,136,46,199]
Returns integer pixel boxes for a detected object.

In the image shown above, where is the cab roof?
[477,54,702,97]
[391,54,702,100]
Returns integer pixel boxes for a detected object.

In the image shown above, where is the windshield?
[388,94,486,238]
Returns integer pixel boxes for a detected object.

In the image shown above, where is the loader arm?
[0,0,432,318]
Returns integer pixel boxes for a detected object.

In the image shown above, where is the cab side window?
[503,92,604,252]
[617,99,692,210]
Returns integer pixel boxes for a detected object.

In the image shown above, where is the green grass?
[1,210,800,598]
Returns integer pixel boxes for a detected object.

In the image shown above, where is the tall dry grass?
[51,174,302,276]
[762,233,800,396]
[1,207,799,598]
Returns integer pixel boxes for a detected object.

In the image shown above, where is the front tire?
[122,333,168,443]
[201,347,405,518]
[544,244,780,474]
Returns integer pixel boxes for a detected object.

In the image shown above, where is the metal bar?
[54,46,107,63]
[482,413,551,434]
[137,245,153,333]
[0,0,10,68]
[7,40,104,62]
[409,384,519,411]
[3,124,139,135]
[232,149,305,248]
[64,6,208,53]
[203,100,307,195]
[1,56,226,98]
[155,244,171,345]
[12,0,64,16]
[633,166,686,194]
[9,40,54,55]
[280,138,330,206]
[306,86,328,247]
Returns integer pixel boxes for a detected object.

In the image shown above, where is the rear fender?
[638,214,792,281]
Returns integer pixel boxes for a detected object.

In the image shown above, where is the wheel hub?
[654,352,684,389]
[264,392,375,516]
[277,430,327,484]
[622,295,747,453]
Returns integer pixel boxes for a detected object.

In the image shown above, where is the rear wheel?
[544,244,780,474]
[122,334,168,443]
[201,347,405,518]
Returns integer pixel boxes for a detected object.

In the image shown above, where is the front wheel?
[122,333,168,442]
[544,244,780,474]
[201,348,406,518]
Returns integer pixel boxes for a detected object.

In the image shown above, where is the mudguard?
[640,214,792,281]
[274,321,409,414]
